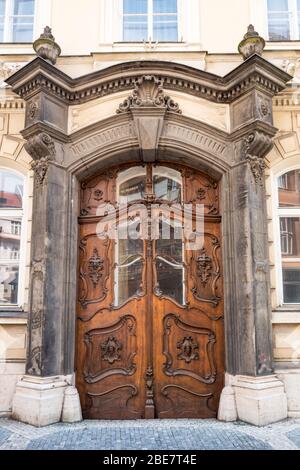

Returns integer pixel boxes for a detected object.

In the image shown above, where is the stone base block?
[218,385,237,422]
[234,375,288,426]
[276,369,300,418]
[62,386,82,423]
[12,375,69,427]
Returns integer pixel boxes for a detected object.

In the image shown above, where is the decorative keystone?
[238,25,265,60]
[33,26,61,65]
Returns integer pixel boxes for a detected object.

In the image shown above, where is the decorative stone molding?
[243,131,273,184]
[238,25,265,60]
[116,75,182,114]
[24,133,56,184]
[33,26,61,65]
[0,62,26,88]
[6,56,291,106]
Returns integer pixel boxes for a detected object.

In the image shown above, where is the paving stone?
[0,418,300,450]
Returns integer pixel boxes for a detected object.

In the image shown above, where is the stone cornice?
[6,55,291,106]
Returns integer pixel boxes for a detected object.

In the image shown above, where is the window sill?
[272,309,300,324]
[0,308,27,320]
[265,40,300,50]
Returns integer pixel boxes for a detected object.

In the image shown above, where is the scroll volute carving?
[83,315,137,383]
[182,170,219,216]
[78,231,111,314]
[185,228,223,320]
[80,169,118,217]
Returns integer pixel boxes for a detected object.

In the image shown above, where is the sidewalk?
[1,418,300,450]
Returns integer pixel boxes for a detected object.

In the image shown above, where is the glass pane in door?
[155,219,184,304]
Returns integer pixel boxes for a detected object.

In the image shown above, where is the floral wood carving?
[101,336,122,364]
[191,235,221,308]
[196,248,213,287]
[88,248,104,288]
[163,313,216,384]
[117,75,182,114]
[177,336,200,363]
[79,235,110,311]
[243,131,273,185]
[83,315,137,383]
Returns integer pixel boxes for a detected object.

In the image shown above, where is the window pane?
[268,0,288,10]
[153,175,181,202]
[153,15,178,41]
[13,0,34,15]
[283,268,300,303]
[0,0,5,15]
[280,217,300,257]
[13,21,33,41]
[124,0,147,14]
[0,0,5,41]
[155,220,184,304]
[268,0,290,40]
[119,175,146,203]
[123,17,148,41]
[12,0,35,42]
[278,170,300,207]
[0,216,21,305]
[0,170,23,209]
[153,0,177,13]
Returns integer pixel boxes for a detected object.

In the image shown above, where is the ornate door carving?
[76,163,224,419]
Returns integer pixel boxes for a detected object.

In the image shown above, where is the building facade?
[0,0,300,427]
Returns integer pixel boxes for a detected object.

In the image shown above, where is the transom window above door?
[0,0,35,43]
[267,0,300,40]
[123,0,178,42]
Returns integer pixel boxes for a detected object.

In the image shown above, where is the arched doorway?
[76,162,224,419]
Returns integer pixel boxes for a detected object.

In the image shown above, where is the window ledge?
[0,308,27,320]
[272,309,300,323]
[265,40,300,50]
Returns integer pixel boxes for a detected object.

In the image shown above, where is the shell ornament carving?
[117,75,182,114]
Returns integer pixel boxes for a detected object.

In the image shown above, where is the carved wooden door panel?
[76,164,224,419]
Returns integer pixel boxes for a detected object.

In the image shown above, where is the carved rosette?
[24,133,56,185]
[177,336,200,363]
[101,336,122,364]
[117,75,182,114]
[243,131,273,185]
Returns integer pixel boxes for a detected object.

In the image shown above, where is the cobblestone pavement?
[1,418,300,450]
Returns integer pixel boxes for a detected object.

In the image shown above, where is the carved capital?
[243,131,273,185]
[117,75,182,114]
[25,133,56,185]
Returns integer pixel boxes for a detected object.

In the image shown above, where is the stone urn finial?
[33,26,61,65]
[238,25,265,60]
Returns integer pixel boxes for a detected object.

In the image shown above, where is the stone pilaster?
[12,130,81,426]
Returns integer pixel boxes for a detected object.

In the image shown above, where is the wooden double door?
[76,163,224,419]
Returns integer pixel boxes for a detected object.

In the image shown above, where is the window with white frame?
[123,0,178,42]
[277,169,300,304]
[0,0,35,43]
[267,0,300,40]
[0,169,24,305]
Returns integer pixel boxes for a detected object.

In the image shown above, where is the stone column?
[219,127,287,426]
[12,132,81,426]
